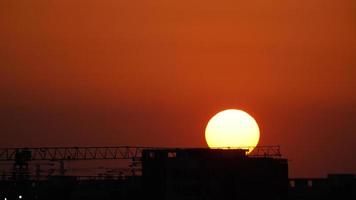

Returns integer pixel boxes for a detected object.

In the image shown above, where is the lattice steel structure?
[0,146,147,162]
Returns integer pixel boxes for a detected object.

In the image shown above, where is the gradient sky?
[0,0,355,177]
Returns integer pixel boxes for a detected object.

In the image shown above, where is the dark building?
[289,174,356,200]
[142,148,289,200]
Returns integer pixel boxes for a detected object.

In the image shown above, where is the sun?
[205,109,260,153]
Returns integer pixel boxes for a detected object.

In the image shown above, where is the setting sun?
[205,109,260,153]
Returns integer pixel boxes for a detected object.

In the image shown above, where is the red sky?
[0,0,355,177]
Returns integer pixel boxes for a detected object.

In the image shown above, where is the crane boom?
[0,146,149,161]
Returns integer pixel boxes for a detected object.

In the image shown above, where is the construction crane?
[0,146,148,161]
[0,146,148,180]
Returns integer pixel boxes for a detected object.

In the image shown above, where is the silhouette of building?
[142,148,288,200]
[289,174,355,199]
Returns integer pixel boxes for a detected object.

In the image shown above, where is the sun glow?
[205,109,260,153]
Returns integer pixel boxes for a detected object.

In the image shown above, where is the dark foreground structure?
[0,147,355,200]
[142,148,288,200]
[289,174,356,200]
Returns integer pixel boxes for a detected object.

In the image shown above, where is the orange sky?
[0,0,355,177]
